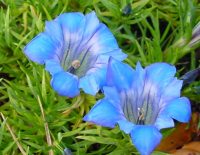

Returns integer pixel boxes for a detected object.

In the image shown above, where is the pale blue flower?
[24,12,126,97]
[84,58,191,155]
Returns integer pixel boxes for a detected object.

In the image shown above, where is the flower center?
[136,108,145,125]
[60,45,96,77]
[135,99,155,125]
[67,60,81,74]
[71,60,81,69]
[121,85,159,125]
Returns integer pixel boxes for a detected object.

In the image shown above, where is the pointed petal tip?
[163,97,191,123]
[87,11,96,16]
[83,99,122,128]
[135,61,144,71]
[24,33,57,64]
[107,57,134,90]
[83,114,89,122]
[136,61,142,67]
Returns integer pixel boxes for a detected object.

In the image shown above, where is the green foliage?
[0,0,199,154]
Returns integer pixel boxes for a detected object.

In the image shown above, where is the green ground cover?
[0,0,199,154]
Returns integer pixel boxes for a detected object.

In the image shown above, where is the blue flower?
[83,58,191,155]
[24,12,127,97]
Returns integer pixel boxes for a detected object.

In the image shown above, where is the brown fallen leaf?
[182,142,200,153]
[156,113,200,153]
[172,148,200,155]
[156,123,192,152]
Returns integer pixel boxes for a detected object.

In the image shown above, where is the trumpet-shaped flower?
[24,12,127,97]
[84,58,191,155]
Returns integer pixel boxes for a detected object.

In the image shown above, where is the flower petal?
[44,20,64,57]
[80,53,126,95]
[130,125,162,155]
[103,86,121,108]
[80,11,100,46]
[154,114,174,130]
[24,33,59,64]
[79,74,100,96]
[162,97,191,122]
[79,65,107,95]
[83,99,124,128]
[95,50,127,64]
[107,58,134,90]
[86,24,120,55]
[146,63,176,91]
[132,62,145,89]
[45,59,63,75]
[131,62,146,97]
[117,119,134,134]
[51,71,79,97]
[161,78,183,102]
[55,12,86,58]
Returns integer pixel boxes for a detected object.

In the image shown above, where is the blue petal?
[162,97,191,122]
[133,62,145,86]
[55,12,85,57]
[131,62,145,93]
[145,63,176,91]
[103,86,121,109]
[107,58,134,90]
[24,33,59,64]
[86,24,120,55]
[154,114,174,130]
[83,99,124,128]
[79,65,107,95]
[161,78,183,102]
[80,11,100,46]
[117,119,135,134]
[130,125,162,155]
[44,20,64,57]
[80,53,126,95]
[45,59,63,75]
[51,71,79,97]
[79,74,100,96]
[95,50,127,64]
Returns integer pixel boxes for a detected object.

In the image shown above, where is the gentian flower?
[84,58,191,155]
[24,12,127,97]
